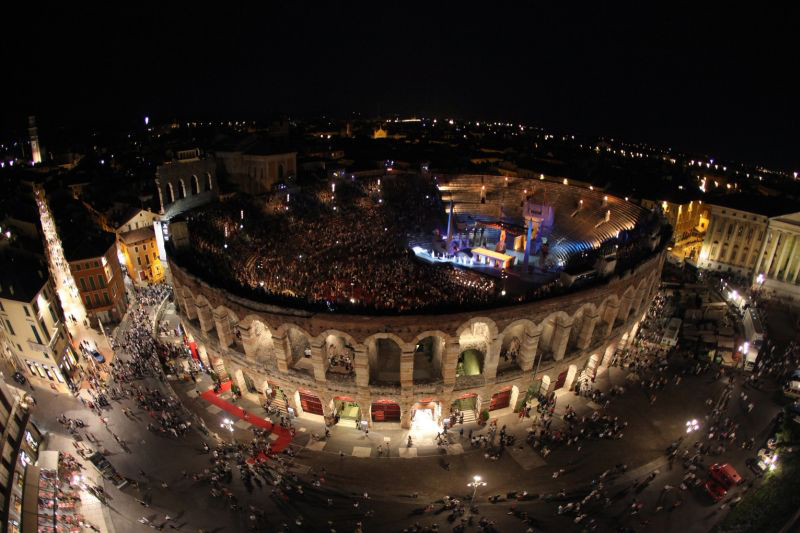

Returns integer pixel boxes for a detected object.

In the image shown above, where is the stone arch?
[206,172,213,192]
[193,294,213,332]
[166,183,175,204]
[213,304,239,347]
[279,324,314,375]
[410,330,451,383]
[191,174,200,195]
[617,285,637,326]
[239,315,275,360]
[365,333,403,385]
[539,311,572,360]
[540,374,552,395]
[178,178,187,199]
[499,319,537,372]
[569,303,598,350]
[317,329,359,379]
[457,318,496,377]
[180,287,197,320]
[594,294,619,343]
[455,316,499,340]
[563,363,579,391]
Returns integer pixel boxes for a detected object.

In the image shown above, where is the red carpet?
[199,381,293,456]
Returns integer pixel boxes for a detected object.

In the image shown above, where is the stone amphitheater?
[169,174,666,428]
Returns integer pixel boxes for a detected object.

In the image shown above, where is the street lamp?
[221,418,234,432]
[468,475,487,511]
[686,419,699,434]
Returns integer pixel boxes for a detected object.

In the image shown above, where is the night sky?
[6,4,799,169]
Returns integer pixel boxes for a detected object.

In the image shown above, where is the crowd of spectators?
[177,175,497,312]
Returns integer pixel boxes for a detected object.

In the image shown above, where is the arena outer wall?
[169,250,665,428]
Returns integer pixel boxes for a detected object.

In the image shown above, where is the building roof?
[119,226,155,245]
[0,247,49,302]
[104,203,143,229]
[62,227,116,262]
[706,194,800,218]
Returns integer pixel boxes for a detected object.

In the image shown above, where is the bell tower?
[28,115,42,164]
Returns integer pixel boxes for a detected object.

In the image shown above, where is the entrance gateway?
[410,399,441,432]
[333,396,360,424]
[371,400,400,422]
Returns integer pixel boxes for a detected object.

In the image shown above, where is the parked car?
[90,350,105,363]
[12,372,27,385]
[709,463,743,487]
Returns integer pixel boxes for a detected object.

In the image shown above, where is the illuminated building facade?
[67,240,127,323]
[0,249,77,393]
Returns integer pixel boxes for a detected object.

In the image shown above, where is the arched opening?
[540,374,551,395]
[296,389,324,418]
[499,322,531,372]
[368,337,401,385]
[564,364,579,391]
[324,333,355,381]
[206,172,213,192]
[411,399,441,432]
[540,313,569,360]
[413,335,444,383]
[191,174,200,195]
[457,321,491,378]
[451,393,479,420]
[234,368,258,398]
[569,306,588,350]
[249,319,274,360]
[208,353,228,381]
[277,164,284,181]
[178,179,187,199]
[286,327,313,377]
[371,399,401,423]
[166,183,175,204]
[331,396,361,426]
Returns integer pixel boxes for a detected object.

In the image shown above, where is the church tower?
[28,115,42,164]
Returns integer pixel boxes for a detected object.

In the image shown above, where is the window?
[135,246,139,253]
[103,292,110,305]
[97,275,105,288]
[747,228,753,240]
[0,300,4,312]
[5,319,14,336]
[25,431,38,451]
[94,261,100,267]
[23,306,30,317]
[48,305,57,323]
[79,277,87,291]
[39,319,50,342]
[137,257,141,266]
[75,263,81,271]
[85,295,92,307]
[89,277,96,290]
[31,325,42,344]
[93,294,100,307]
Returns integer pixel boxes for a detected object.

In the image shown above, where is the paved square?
[268,433,280,441]
[298,427,307,432]
[186,390,198,398]
[446,443,464,455]
[206,405,222,414]
[352,446,372,458]
[383,437,391,442]
[305,440,326,452]
[508,446,547,470]
[587,401,602,410]
[398,448,418,458]
[234,419,251,429]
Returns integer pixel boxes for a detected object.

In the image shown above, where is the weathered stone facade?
[170,250,665,428]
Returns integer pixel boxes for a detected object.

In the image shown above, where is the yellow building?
[118,227,164,284]
[641,196,708,262]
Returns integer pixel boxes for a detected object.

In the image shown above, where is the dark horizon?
[5,4,799,171]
